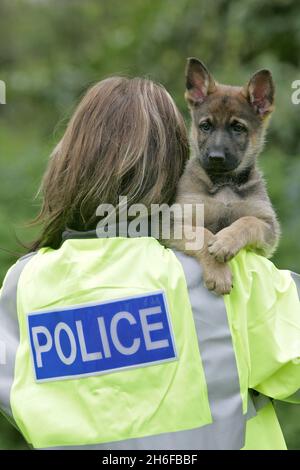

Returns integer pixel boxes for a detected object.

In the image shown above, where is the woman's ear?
[185,57,216,106]
[245,69,275,117]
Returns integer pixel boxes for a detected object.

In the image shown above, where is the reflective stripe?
[250,391,271,412]
[291,272,300,299]
[246,392,257,420]
[175,251,245,448]
[0,253,36,417]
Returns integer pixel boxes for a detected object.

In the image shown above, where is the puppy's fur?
[170,58,280,295]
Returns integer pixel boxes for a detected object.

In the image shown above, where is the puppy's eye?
[231,121,247,133]
[199,120,212,132]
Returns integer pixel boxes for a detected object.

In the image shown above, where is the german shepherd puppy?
[171,58,280,295]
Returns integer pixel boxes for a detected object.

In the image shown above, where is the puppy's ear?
[245,70,275,117]
[185,58,216,106]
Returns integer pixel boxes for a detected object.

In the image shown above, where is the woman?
[0,77,299,450]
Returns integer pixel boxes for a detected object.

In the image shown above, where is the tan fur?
[169,59,280,295]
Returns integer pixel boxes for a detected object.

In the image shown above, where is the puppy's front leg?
[167,225,233,295]
[208,215,279,262]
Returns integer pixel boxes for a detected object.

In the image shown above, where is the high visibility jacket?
[0,232,300,450]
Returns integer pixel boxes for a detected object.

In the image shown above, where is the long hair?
[30,77,189,250]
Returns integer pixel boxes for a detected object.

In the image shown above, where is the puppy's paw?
[208,230,239,263]
[203,262,233,296]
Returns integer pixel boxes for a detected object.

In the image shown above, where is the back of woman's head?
[32,76,189,249]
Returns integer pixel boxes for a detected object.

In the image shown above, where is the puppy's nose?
[208,151,226,164]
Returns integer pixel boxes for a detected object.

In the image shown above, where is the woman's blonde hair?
[31,76,189,249]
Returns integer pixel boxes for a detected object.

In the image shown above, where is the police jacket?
[0,230,300,450]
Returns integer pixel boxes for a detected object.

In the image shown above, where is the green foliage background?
[0,0,299,449]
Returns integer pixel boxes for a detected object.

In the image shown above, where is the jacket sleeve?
[0,254,35,417]
[227,250,300,403]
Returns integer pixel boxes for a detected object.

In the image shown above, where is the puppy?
[170,58,280,295]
